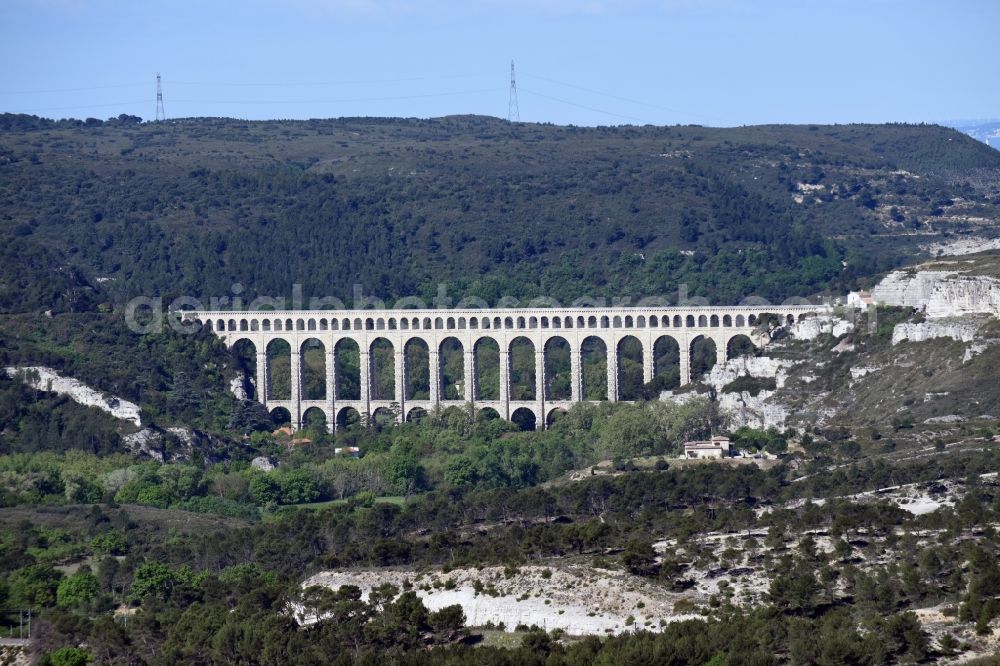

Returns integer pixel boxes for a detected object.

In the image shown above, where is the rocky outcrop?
[124,428,167,462]
[871,271,953,310]
[122,425,227,462]
[704,356,793,390]
[892,319,981,345]
[872,270,1000,318]
[252,456,276,472]
[789,314,854,341]
[719,390,790,429]
[230,376,248,401]
[924,277,1000,318]
[5,366,142,426]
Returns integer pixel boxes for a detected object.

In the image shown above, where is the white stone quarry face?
[891,320,981,345]
[872,270,1000,318]
[5,366,142,426]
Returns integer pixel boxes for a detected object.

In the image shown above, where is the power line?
[519,87,651,124]
[6,100,149,113]
[508,60,519,122]
[168,73,488,87]
[0,82,148,95]
[522,72,738,125]
[168,88,503,105]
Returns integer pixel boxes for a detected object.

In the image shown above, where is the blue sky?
[1,0,997,126]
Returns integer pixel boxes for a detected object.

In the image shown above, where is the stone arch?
[544,336,571,400]
[474,337,500,401]
[511,407,537,431]
[564,316,573,328]
[637,316,646,328]
[578,316,587,328]
[649,315,658,327]
[617,335,644,401]
[376,318,385,330]
[302,406,327,431]
[285,318,293,331]
[240,319,249,331]
[690,335,718,382]
[477,406,501,422]
[320,319,329,331]
[330,319,339,330]
[550,317,559,329]
[423,317,432,329]
[365,318,374,331]
[723,314,732,327]
[652,335,681,391]
[529,316,538,329]
[216,318,225,331]
[404,338,430,400]
[262,319,272,332]
[674,315,683,327]
[504,316,513,329]
[698,314,708,327]
[581,336,608,400]
[353,317,362,330]
[517,316,526,328]
[372,407,397,429]
[297,318,305,331]
[227,319,237,331]
[435,317,444,329]
[786,313,795,325]
[231,338,258,401]
[748,314,758,326]
[710,314,719,327]
[369,338,395,401]
[447,317,456,328]
[406,406,428,423]
[270,407,292,427]
[308,318,317,331]
[727,334,757,360]
[334,338,360,400]
[546,407,568,428]
[685,315,695,327]
[301,338,327,401]
[736,314,746,327]
[250,320,259,332]
[266,338,291,401]
[601,316,610,328]
[624,315,633,328]
[439,337,465,400]
[336,406,361,430]
[614,315,623,328]
[588,315,597,328]
[274,319,283,332]
[509,336,536,401]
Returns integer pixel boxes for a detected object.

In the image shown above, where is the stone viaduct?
[184,306,823,432]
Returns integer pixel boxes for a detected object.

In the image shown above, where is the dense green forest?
[2,114,999,314]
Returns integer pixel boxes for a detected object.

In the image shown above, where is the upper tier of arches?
[191,308,816,334]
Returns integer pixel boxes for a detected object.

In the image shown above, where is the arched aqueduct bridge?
[183,305,826,432]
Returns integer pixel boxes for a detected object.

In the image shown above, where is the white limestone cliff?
[5,366,141,426]
[789,314,854,341]
[891,320,981,345]
[703,355,793,390]
[872,270,1000,318]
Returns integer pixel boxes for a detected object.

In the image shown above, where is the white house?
[847,290,876,308]
[683,436,733,459]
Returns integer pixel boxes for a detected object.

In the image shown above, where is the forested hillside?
[2,113,999,312]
